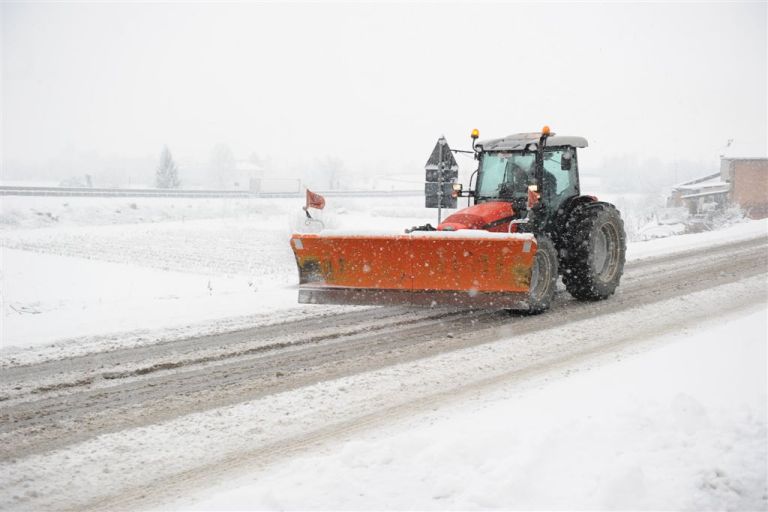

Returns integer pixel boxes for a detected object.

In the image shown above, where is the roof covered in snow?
[680,189,730,200]
[478,133,588,151]
[673,172,729,192]
[675,178,730,192]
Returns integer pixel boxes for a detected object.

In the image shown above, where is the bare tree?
[155,146,181,189]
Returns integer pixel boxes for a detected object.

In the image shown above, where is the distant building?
[667,158,768,219]
[667,173,730,215]
[231,160,265,191]
[721,158,768,219]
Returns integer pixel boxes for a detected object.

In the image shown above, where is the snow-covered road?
[1,233,765,511]
[175,304,767,512]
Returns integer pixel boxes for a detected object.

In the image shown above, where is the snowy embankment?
[172,304,766,511]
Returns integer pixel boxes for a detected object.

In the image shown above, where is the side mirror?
[561,149,573,171]
[451,183,463,198]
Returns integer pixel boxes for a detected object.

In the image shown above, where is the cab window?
[542,147,579,203]
[476,152,535,201]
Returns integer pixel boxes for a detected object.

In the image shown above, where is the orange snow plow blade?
[290,232,538,308]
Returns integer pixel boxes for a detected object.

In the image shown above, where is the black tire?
[526,236,558,313]
[561,204,626,301]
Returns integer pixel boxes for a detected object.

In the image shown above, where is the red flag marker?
[303,189,326,219]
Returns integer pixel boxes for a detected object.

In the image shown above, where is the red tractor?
[291,127,626,313]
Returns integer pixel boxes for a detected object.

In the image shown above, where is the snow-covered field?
[0,195,429,353]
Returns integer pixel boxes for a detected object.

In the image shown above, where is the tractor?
[290,127,626,313]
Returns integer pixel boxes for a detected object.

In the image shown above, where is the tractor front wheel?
[562,204,626,300]
[526,236,558,313]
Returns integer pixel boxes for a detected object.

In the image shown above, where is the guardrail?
[0,186,423,199]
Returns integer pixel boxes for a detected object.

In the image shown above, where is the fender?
[437,201,522,232]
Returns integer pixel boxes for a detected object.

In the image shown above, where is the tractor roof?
[479,133,588,151]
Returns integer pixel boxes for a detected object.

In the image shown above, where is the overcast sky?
[2,1,766,176]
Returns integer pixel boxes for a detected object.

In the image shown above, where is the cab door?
[541,146,580,217]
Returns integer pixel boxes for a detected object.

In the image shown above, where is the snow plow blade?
[290,232,538,309]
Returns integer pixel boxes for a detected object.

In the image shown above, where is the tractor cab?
[472,132,588,223]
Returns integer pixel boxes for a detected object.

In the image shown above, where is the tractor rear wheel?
[526,236,558,313]
[561,204,626,301]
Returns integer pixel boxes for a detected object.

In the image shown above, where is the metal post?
[437,138,444,224]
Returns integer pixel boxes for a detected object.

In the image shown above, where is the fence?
[0,186,422,199]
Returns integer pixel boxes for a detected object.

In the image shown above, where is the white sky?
[2,1,766,174]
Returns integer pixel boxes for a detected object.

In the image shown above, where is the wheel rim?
[592,222,620,282]
[530,249,553,302]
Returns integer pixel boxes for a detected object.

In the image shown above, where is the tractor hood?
[438,201,517,231]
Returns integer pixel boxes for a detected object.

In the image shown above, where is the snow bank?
[628,218,767,261]
[638,221,687,240]
[176,304,767,511]
[0,248,297,351]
